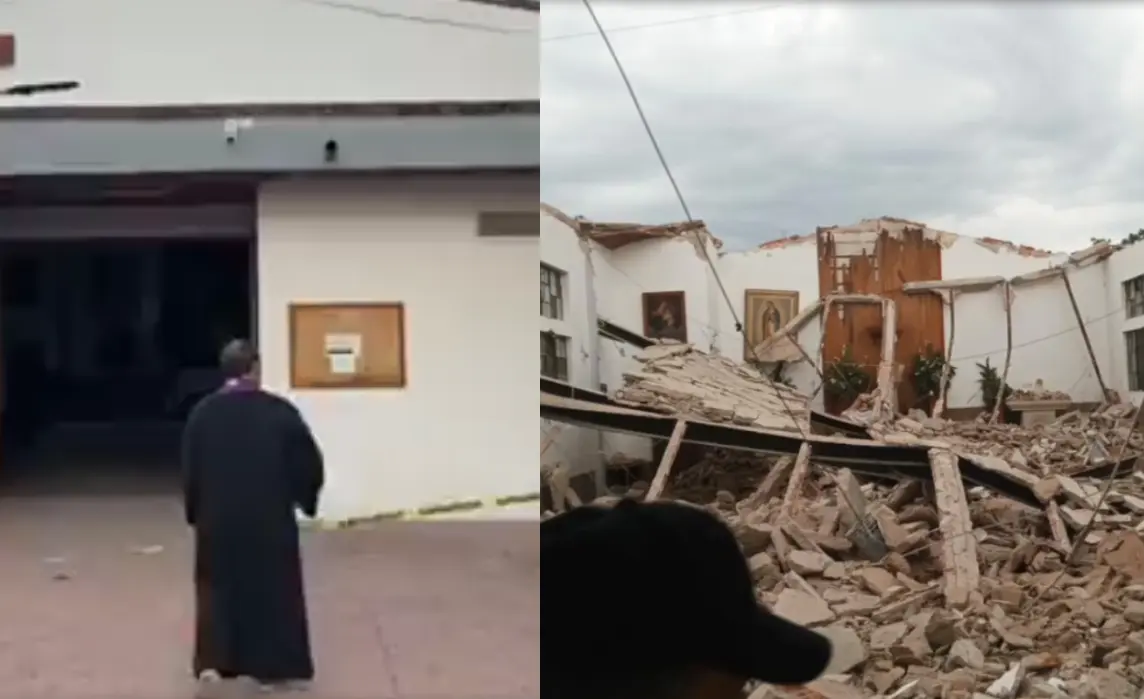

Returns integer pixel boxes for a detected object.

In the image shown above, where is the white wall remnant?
[540,206,1144,478]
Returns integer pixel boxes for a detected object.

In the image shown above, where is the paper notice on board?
[324,333,362,375]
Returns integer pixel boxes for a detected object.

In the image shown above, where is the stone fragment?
[823,562,847,579]
[817,625,866,674]
[1126,601,1144,626]
[989,583,1023,608]
[924,613,958,649]
[890,625,932,665]
[946,639,985,670]
[747,552,781,586]
[773,588,835,627]
[984,662,1025,699]
[869,622,909,651]
[788,550,831,576]
[854,566,900,596]
[1127,630,1144,659]
[1077,667,1136,699]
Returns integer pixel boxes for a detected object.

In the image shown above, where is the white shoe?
[193,671,225,699]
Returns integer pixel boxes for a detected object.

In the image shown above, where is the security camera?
[223,119,240,145]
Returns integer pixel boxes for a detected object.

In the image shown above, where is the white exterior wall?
[258,176,536,522]
[2,0,537,106]
[589,237,712,464]
[1106,243,1144,403]
[539,212,600,478]
[596,339,652,462]
[538,212,654,476]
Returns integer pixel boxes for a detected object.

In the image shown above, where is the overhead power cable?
[546,3,796,42]
[578,0,814,443]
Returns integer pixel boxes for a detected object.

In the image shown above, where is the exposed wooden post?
[876,298,899,417]
[1046,502,1071,550]
[810,297,835,403]
[645,419,688,501]
[779,442,813,518]
[932,290,956,419]
[929,448,980,608]
[738,454,795,512]
[1061,269,1109,403]
[990,282,1013,424]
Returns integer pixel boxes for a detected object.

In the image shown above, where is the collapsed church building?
[540,213,1144,699]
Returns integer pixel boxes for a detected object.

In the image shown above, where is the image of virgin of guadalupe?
[761,301,782,341]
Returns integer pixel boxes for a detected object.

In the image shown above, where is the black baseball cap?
[542,499,834,689]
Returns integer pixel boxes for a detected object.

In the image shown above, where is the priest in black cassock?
[182,339,325,692]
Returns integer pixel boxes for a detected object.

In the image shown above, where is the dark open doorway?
[0,237,255,494]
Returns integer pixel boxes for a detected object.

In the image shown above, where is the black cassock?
[181,386,324,682]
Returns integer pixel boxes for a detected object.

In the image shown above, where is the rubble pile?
[574,445,1144,697]
[612,343,810,433]
[545,341,1144,696]
[864,405,1142,478]
[701,464,1144,699]
[668,450,787,504]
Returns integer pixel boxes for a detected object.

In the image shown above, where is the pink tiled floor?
[0,494,539,699]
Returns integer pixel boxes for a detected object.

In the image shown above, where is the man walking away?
[182,339,324,693]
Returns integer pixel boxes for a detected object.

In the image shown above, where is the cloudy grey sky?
[541,2,1144,251]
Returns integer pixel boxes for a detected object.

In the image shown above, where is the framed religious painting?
[744,289,799,360]
[641,291,687,343]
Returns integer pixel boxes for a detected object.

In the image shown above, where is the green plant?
[977,358,1017,423]
[913,345,955,411]
[824,346,873,405]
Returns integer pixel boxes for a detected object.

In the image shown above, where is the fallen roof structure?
[540,202,724,251]
[541,375,868,440]
[613,343,812,433]
[540,392,1042,507]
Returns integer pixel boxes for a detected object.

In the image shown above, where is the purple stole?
[219,377,259,394]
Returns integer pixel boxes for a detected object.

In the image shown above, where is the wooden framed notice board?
[289,302,406,389]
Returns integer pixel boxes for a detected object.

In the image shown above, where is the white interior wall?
[937,238,1109,410]
[715,241,824,407]
[541,213,1142,484]
[944,262,1110,409]
[596,239,717,353]
[258,176,536,522]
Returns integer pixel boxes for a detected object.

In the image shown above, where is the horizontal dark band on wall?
[0,113,539,176]
[0,100,540,121]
